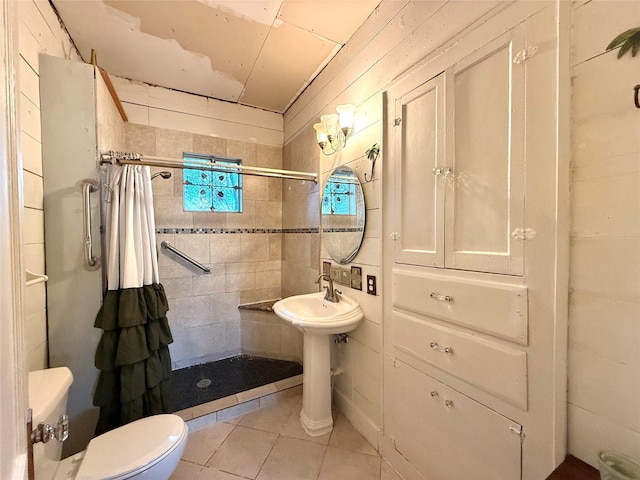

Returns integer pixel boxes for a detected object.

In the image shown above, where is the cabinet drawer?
[392,269,528,344]
[389,359,522,480]
[393,312,527,409]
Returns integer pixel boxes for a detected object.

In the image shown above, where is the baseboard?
[333,388,381,451]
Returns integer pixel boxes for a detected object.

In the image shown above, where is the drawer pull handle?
[430,391,454,408]
[430,292,453,302]
[430,342,453,355]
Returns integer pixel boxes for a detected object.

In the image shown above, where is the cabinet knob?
[430,390,454,408]
[430,341,454,355]
[432,167,453,176]
[430,292,453,302]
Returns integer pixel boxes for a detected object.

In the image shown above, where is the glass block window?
[183,155,242,212]
[321,177,356,216]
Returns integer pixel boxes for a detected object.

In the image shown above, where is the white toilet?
[29,367,188,480]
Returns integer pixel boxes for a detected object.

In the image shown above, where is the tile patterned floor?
[170,389,404,480]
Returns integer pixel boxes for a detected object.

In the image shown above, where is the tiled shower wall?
[281,127,321,298]
[124,123,302,369]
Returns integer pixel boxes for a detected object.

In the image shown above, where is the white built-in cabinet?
[382,3,567,480]
[393,26,525,277]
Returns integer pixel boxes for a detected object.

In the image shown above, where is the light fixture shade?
[320,113,339,140]
[336,104,356,130]
[313,122,328,145]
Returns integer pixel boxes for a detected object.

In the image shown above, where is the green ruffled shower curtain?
[93,164,174,435]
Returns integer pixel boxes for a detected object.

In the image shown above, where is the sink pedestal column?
[300,333,333,436]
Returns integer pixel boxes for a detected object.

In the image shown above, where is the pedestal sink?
[273,292,363,436]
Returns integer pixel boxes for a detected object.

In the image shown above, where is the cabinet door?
[393,72,445,267]
[445,28,525,275]
[388,359,523,480]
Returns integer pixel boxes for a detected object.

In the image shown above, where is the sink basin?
[273,292,364,335]
[273,291,364,436]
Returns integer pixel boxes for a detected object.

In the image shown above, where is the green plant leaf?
[607,28,640,50]
[618,39,634,58]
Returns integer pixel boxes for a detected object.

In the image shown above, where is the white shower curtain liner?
[105,164,160,290]
[94,163,173,435]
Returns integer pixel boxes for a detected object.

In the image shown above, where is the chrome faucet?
[315,273,340,303]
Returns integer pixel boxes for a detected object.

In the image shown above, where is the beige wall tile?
[156,128,193,158]
[124,123,157,154]
[227,140,257,167]
[240,234,270,262]
[257,144,282,169]
[244,175,269,201]
[169,295,211,329]
[227,201,255,229]
[155,195,193,228]
[210,234,244,264]
[255,201,282,230]
[193,134,227,156]
[269,235,282,261]
[226,272,256,292]
[175,234,211,264]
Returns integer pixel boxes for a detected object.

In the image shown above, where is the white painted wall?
[568,0,640,467]
[111,75,284,147]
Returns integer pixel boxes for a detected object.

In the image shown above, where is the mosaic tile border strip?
[156,227,319,234]
[323,228,364,233]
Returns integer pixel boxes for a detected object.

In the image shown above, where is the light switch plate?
[340,268,351,286]
[323,261,332,276]
[350,266,362,290]
[330,266,341,283]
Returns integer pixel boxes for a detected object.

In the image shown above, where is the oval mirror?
[321,165,366,264]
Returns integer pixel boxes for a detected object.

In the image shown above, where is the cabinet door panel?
[388,360,522,480]
[394,73,445,267]
[445,28,525,275]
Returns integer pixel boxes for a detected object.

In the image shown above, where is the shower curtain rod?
[100,151,317,183]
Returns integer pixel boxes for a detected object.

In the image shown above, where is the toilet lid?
[76,414,187,480]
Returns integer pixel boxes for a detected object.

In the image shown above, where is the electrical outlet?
[366,275,377,295]
[351,266,362,290]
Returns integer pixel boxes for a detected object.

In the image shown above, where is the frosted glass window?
[322,177,356,215]
[183,155,242,212]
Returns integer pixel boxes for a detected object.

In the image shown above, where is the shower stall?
[40,54,306,454]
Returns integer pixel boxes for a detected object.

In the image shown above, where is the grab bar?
[161,241,211,274]
[81,179,101,271]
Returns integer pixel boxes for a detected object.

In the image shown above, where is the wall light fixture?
[313,104,356,155]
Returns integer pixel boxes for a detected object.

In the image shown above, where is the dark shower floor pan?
[169,354,303,412]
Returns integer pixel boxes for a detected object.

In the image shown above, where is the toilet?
[29,367,188,480]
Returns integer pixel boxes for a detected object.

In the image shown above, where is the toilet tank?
[28,367,73,480]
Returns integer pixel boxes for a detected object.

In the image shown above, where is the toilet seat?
[75,414,188,480]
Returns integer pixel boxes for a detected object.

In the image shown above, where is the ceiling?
[52,0,381,113]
